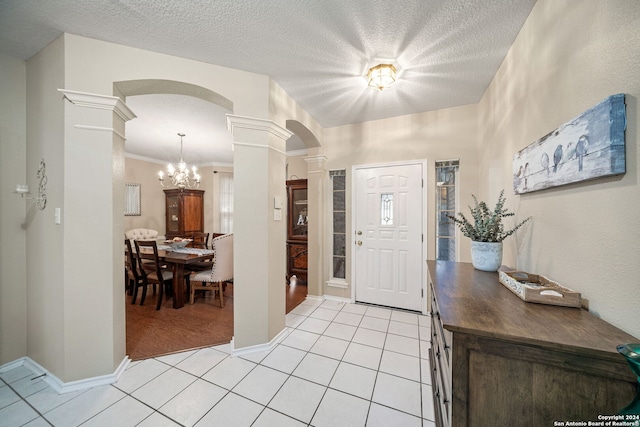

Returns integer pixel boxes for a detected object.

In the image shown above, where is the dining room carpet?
[126,282,308,361]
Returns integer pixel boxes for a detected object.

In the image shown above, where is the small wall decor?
[124,183,141,216]
[513,94,626,194]
[35,159,47,210]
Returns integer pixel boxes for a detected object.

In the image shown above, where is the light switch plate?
[274,196,282,209]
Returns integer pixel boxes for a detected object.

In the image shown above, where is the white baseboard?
[1,356,130,394]
[322,294,352,304]
[303,294,323,303]
[231,327,291,357]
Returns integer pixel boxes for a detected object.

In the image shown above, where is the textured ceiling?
[0,0,536,164]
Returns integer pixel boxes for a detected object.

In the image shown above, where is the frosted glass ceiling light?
[367,63,397,91]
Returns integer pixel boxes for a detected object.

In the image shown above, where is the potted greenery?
[448,190,531,271]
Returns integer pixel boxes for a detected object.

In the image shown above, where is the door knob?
[357,231,362,235]
[357,241,362,246]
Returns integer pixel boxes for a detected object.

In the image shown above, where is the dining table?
[133,243,215,309]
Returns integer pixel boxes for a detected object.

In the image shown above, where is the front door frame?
[350,159,428,315]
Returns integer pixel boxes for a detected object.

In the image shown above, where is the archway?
[117,79,237,359]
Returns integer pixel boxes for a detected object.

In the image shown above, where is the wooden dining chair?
[125,238,154,304]
[134,240,174,310]
[189,232,209,249]
[190,233,233,307]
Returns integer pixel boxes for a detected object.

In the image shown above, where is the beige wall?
[478,0,640,338]
[286,154,308,180]
[124,158,167,234]
[316,0,640,338]
[25,36,67,375]
[5,0,638,378]
[20,32,283,380]
[322,104,480,298]
[124,157,231,237]
[0,54,28,364]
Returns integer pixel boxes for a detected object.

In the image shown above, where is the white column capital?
[58,89,137,122]
[226,115,293,142]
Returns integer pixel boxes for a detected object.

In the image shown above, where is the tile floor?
[0,299,436,427]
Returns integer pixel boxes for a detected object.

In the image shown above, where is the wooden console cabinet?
[286,179,308,283]
[427,260,637,426]
[164,189,204,240]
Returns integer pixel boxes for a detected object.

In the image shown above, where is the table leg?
[172,264,186,308]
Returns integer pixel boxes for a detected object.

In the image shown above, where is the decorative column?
[226,115,292,351]
[304,154,327,298]
[54,89,135,386]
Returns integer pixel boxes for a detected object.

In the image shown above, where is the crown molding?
[226,114,293,142]
[58,89,137,122]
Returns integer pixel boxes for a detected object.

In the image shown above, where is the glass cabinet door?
[167,195,179,233]
[291,186,308,238]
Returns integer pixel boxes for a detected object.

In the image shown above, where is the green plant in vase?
[448,190,531,271]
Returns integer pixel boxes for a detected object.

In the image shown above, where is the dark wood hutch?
[164,189,204,240]
[286,179,308,283]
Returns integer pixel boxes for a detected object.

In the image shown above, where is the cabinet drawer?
[430,286,452,367]
[431,338,451,427]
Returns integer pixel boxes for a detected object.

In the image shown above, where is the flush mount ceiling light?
[367,63,397,91]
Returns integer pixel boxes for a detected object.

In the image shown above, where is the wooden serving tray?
[498,270,582,308]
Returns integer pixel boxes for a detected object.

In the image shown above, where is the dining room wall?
[124,157,231,239]
[124,157,166,235]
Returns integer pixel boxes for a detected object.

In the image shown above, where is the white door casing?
[352,162,424,312]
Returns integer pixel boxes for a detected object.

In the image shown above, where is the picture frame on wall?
[513,94,626,195]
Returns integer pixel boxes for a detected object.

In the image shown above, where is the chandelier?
[158,133,200,189]
[367,63,397,91]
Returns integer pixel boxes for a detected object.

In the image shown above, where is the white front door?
[353,162,424,311]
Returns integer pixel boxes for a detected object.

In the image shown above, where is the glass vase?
[617,343,640,415]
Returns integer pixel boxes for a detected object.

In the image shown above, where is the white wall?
[0,53,27,364]
[478,0,640,338]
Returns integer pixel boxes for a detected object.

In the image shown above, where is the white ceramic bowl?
[167,239,191,250]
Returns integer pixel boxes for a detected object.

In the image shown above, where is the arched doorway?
[117,79,237,359]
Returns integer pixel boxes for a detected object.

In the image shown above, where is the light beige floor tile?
[159,379,226,426]
[268,376,326,423]
[309,336,349,360]
[131,367,197,409]
[232,365,287,405]
[260,345,306,374]
[311,389,370,427]
[252,408,306,427]
[329,362,377,400]
[379,350,420,381]
[366,402,422,427]
[44,385,126,427]
[175,348,227,377]
[372,373,421,417]
[201,356,256,390]
[81,395,153,427]
[342,342,383,370]
[194,392,263,427]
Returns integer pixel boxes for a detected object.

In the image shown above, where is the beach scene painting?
[513,94,626,194]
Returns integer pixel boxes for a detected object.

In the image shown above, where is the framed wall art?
[513,94,626,194]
